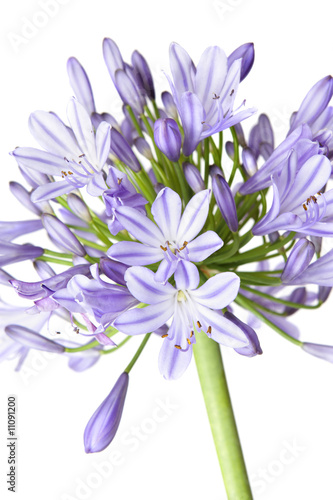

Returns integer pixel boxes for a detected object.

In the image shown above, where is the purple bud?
[224,311,262,357]
[33,260,56,279]
[0,268,14,286]
[103,38,124,86]
[290,75,333,132]
[100,258,129,286]
[131,50,155,100]
[161,91,178,120]
[302,342,333,363]
[233,123,247,148]
[0,241,43,267]
[114,69,145,115]
[242,148,258,176]
[134,137,153,160]
[0,220,43,242]
[183,162,205,193]
[281,238,315,283]
[67,194,92,223]
[18,165,50,189]
[42,214,86,257]
[67,57,96,115]
[228,43,255,82]
[209,164,223,178]
[84,372,129,453]
[212,174,238,232]
[154,118,182,162]
[319,286,332,303]
[9,182,42,216]
[225,141,235,160]
[5,325,65,353]
[110,128,141,172]
[283,288,307,316]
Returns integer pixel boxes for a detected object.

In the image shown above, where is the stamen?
[161,334,168,338]
[79,153,85,158]
[213,93,220,100]
[230,89,235,96]
[160,245,167,251]
[303,203,307,211]
[179,241,188,251]
[174,345,181,349]
[197,321,202,328]
[190,330,194,338]
[187,338,191,345]
[117,178,122,185]
[207,326,212,334]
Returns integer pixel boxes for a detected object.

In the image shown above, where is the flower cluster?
[3,38,333,455]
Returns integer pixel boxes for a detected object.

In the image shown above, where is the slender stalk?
[193,330,253,500]
[124,333,151,373]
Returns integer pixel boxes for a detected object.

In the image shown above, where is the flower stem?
[193,331,253,500]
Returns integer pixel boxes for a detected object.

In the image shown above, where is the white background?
[1,1,333,499]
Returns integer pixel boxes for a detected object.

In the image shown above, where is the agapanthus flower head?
[84,372,129,453]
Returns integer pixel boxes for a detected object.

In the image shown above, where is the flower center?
[177,290,187,302]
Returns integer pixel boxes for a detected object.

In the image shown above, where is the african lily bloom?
[108,187,223,283]
[11,97,111,202]
[252,151,332,236]
[114,263,249,380]
[165,42,256,155]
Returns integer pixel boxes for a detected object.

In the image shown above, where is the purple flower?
[281,238,315,283]
[212,174,238,232]
[153,118,182,162]
[67,57,96,116]
[0,220,43,242]
[84,372,129,453]
[114,263,248,380]
[5,325,65,353]
[285,248,333,286]
[227,43,255,82]
[11,98,111,201]
[165,43,256,155]
[302,342,333,363]
[52,265,138,338]
[131,50,155,101]
[183,162,205,193]
[224,311,262,357]
[252,152,332,236]
[0,241,43,267]
[108,187,223,283]
[42,214,86,256]
[240,125,318,194]
[110,128,141,172]
[103,167,147,236]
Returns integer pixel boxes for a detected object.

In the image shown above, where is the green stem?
[124,333,151,373]
[240,285,323,310]
[35,256,73,266]
[193,330,253,500]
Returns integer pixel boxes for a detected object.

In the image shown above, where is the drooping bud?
[224,311,262,357]
[183,162,205,193]
[153,118,182,162]
[84,372,129,453]
[110,128,141,172]
[42,214,86,256]
[227,43,254,82]
[212,174,238,232]
[161,91,178,120]
[0,220,43,242]
[9,182,42,216]
[67,194,92,223]
[131,50,155,100]
[281,238,315,283]
[302,342,333,363]
[67,57,96,115]
[5,325,65,353]
[134,137,153,160]
[0,241,43,267]
[242,148,258,176]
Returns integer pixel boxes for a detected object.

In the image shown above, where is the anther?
[230,89,235,96]
[174,345,181,350]
[197,321,202,328]
[179,241,188,251]
[68,171,73,175]
[207,326,212,334]
[79,153,85,158]
[187,338,191,345]
[213,93,220,100]
[190,330,194,338]
[161,334,168,338]
[160,245,167,251]
[303,203,307,211]
[117,178,122,185]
